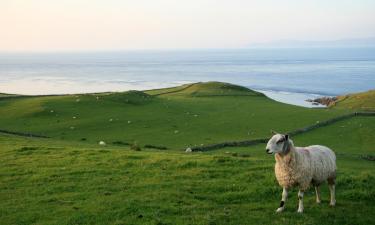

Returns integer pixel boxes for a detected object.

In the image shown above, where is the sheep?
[265,132,336,213]
[99,141,106,146]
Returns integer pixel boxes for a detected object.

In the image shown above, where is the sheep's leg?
[276,187,288,213]
[297,190,304,213]
[328,178,336,206]
[315,186,321,204]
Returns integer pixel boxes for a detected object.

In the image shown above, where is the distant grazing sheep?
[266,132,336,213]
[99,141,106,146]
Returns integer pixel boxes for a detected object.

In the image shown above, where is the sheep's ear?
[285,134,289,140]
[271,130,277,135]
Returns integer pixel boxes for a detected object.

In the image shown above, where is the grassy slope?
[144,83,194,96]
[1,82,374,224]
[0,93,18,98]
[1,116,374,225]
[146,82,264,97]
[0,82,345,149]
[332,89,375,111]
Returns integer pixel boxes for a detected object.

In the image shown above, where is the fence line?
[0,129,49,138]
[1,112,374,147]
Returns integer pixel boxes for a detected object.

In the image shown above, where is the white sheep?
[266,133,336,213]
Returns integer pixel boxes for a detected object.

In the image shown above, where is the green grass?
[1,116,374,225]
[0,82,374,224]
[146,81,264,97]
[144,83,194,96]
[0,82,345,149]
[0,93,18,98]
[332,89,375,111]
[0,93,14,96]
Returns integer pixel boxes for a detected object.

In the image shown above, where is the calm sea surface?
[0,48,374,107]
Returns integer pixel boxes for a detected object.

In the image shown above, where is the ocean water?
[0,48,374,107]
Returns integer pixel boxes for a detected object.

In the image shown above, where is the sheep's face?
[266,133,289,154]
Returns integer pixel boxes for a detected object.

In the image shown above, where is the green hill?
[146,81,264,97]
[331,89,375,111]
[0,82,374,224]
[103,90,154,105]
[0,93,18,98]
[0,82,344,149]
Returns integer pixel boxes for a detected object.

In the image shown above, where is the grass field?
[0,82,374,225]
[0,82,345,149]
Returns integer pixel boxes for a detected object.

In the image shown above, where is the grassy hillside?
[332,89,375,111]
[1,82,374,224]
[0,93,18,98]
[0,82,345,150]
[1,115,374,225]
[146,82,264,97]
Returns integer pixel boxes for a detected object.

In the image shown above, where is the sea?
[0,48,374,107]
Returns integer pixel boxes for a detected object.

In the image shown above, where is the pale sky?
[1,0,375,51]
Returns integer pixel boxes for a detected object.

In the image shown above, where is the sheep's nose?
[266,148,270,154]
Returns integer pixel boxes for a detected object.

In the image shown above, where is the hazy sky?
[1,0,375,51]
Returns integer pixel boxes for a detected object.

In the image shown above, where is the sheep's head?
[266,132,290,154]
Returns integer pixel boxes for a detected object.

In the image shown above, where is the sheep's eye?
[276,139,284,144]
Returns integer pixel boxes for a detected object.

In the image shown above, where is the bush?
[112,141,130,146]
[360,154,375,161]
[130,142,141,151]
[144,144,167,150]
[16,147,38,152]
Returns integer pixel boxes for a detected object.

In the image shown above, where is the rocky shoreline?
[306,96,338,106]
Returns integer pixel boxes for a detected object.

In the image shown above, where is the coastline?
[255,89,328,108]
[1,48,374,107]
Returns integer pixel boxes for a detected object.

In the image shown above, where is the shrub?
[360,154,375,161]
[144,144,167,150]
[130,142,141,151]
[16,147,38,152]
[112,141,130,146]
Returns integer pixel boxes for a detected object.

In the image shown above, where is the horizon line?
[2,46,375,54]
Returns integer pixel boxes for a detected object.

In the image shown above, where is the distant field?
[0,82,374,225]
[0,82,346,149]
[0,93,17,97]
